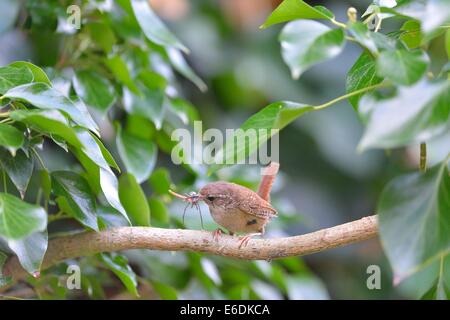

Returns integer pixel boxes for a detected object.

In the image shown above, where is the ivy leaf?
[99,253,139,297]
[9,110,82,148]
[389,0,450,35]
[116,126,157,183]
[166,47,207,92]
[346,52,383,110]
[148,197,169,225]
[0,193,47,240]
[73,70,117,115]
[52,171,98,231]
[130,0,188,53]
[70,130,130,224]
[0,149,34,199]
[8,61,51,85]
[105,55,140,95]
[118,173,150,226]
[209,101,314,174]
[0,65,33,94]
[348,22,378,55]
[279,20,345,79]
[376,50,429,85]
[400,20,422,49]
[8,231,48,276]
[90,133,121,172]
[123,71,166,129]
[86,22,117,53]
[378,161,450,281]
[99,168,130,224]
[260,0,333,29]
[4,83,99,134]
[358,80,450,151]
[0,123,24,155]
[167,98,199,125]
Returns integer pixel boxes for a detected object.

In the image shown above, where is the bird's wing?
[238,201,278,219]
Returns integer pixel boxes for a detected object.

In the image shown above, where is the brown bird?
[169,163,279,248]
[199,181,277,246]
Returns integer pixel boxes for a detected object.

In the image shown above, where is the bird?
[169,162,279,248]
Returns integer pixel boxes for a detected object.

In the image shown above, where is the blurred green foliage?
[0,0,449,300]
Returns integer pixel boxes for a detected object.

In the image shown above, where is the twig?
[2,215,378,283]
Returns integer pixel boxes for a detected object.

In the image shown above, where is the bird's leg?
[238,233,262,249]
[212,228,224,242]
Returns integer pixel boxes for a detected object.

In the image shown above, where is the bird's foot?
[212,228,224,242]
[238,233,262,249]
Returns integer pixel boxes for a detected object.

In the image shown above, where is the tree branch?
[3,215,378,282]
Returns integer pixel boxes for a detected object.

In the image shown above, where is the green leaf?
[118,173,150,226]
[390,0,450,35]
[4,83,99,134]
[0,66,33,94]
[73,70,117,115]
[40,169,51,200]
[8,231,48,276]
[99,253,139,297]
[8,61,52,85]
[123,71,166,129]
[167,98,199,125]
[358,80,450,151]
[0,193,47,240]
[376,50,429,85]
[348,22,378,55]
[75,128,110,170]
[0,149,33,198]
[400,20,422,49]
[130,0,188,53]
[90,133,121,172]
[260,0,333,29]
[105,55,140,94]
[152,281,178,299]
[167,47,207,92]
[346,52,384,110]
[446,29,450,60]
[72,144,129,224]
[209,101,314,174]
[149,168,172,195]
[0,123,24,155]
[9,109,82,148]
[148,197,169,225]
[87,22,116,53]
[378,161,450,280]
[279,20,345,79]
[99,167,129,223]
[52,171,98,231]
[116,126,157,183]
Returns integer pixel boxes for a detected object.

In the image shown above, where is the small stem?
[48,211,68,223]
[420,143,427,172]
[313,82,390,111]
[0,112,10,117]
[31,147,48,171]
[331,19,347,29]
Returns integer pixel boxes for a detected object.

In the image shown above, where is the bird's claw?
[212,229,223,242]
[238,233,262,249]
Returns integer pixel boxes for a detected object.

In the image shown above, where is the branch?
[3,215,378,282]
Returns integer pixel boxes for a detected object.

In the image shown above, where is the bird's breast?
[209,206,266,233]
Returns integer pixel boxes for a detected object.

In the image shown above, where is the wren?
[169,162,279,248]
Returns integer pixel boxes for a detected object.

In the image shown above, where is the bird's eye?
[207,196,215,202]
